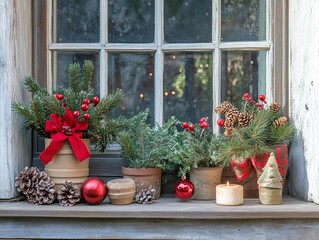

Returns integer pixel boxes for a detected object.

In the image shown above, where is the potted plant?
[171,117,228,200]
[12,60,124,189]
[215,93,296,197]
[118,110,179,199]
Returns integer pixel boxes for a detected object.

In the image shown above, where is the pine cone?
[270,102,281,113]
[273,117,288,127]
[238,113,251,127]
[135,187,156,204]
[224,128,232,138]
[225,108,239,126]
[57,180,81,207]
[214,101,234,114]
[15,167,55,204]
[34,179,56,205]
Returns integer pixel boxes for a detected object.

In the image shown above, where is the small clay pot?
[107,178,136,205]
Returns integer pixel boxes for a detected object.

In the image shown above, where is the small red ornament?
[93,96,100,106]
[243,92,250,100]
[73,111,80,118]
[83,98,90,105]
[182,122,188,129]
[259,94,266,101]
[174,178,194,200]
[81,177,107,205]
[188,123,195,131]
[83,113,90,120]
[81,104,89,111]
[200,122,209,129]
[217,119,225,127]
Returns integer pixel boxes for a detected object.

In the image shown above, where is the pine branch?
[82,60,94,91]
[23,77,48,95]
[69,63,81,93]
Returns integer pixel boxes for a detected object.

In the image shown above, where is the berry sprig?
[199,117,209,129]
[181,122,195,132]
[243,93,267,110]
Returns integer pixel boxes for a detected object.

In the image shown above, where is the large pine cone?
[214,101,234,114]
[33,179,56,205]
[15,167,55,204]
[270,102,281,113]
[225,108,240,126]
[135,187,156,204]
[57,180,81,207]
[238,113,251,127]
[273,117,288,127]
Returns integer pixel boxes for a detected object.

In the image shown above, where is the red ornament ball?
[188,123,195,131]
[83,98,91,105]
[174,178,194,200]
[73,111,80,118]
[200,121,209,129]
[243,92,250,100]
[182,122,188,129]
[81,104,89,111]
[259,94,266,101]
[54,93,64,101]
[199,117,207,124]
[93,96,100,105]
[83,113,90,120]
[217,119,225,127]
[81,177,107,205]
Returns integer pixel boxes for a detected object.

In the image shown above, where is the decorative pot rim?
[121,166,162,176]
[190,166,224,171]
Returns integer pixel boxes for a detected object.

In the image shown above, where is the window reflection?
[164,52,213,124]
[108,53,155,124]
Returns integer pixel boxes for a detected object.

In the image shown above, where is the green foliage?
[12,61,124,147]
[170,124,228,178]
[217,96,296,163]
[118,110,180,171]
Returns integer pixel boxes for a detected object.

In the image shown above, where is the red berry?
[81,104,89,111]
[199,117,207,124]
[259,94,266,101]
[53,93,58,99]
[217,119,225,127]
[57,94,64,101]
[182,122,188,129]
[243,93,250,100]
[201,122,209,129]
[83,113,90,120]
[83,98,90,105]
[93,96,100,105]
[188,123,195,131]
[73,111,80,118]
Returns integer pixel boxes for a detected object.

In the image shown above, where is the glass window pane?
[221,0,266,41]
[164,0,212,43]
[221,51,266,108]
[54,52,100,93]
[55,0,100,43]
[108,53,154,123]
[164,52,213,124]
[108,0,155,43]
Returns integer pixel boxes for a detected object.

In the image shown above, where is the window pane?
[221,0,266,41]
[164,52,213,124]
[108,53,154,123]
[164,0,212,43]
[54,52,100,93]
[221,51,266,107]
[108,0,155,43]
[55,0,100,43]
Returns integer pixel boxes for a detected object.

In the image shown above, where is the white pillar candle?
[216,181,244,206]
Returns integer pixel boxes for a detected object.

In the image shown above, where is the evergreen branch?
[23,76,48,95]
[82,60,94,91]
[69,63,81,93]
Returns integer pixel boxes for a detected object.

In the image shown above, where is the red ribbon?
[39,108,91,165]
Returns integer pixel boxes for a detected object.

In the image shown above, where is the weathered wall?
[289,0,319,203]
[0,0,32,198]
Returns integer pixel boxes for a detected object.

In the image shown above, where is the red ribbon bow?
[39,108,91,165]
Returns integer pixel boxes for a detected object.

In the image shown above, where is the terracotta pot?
[259,187,282,205]
[44,138,90,190]
[121,167,162,200]
[189,167,223,200]
[107,178,136,205]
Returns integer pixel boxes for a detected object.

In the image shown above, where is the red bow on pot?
[39,108,91,165]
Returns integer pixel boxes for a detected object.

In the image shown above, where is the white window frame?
[46,0,287,131]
